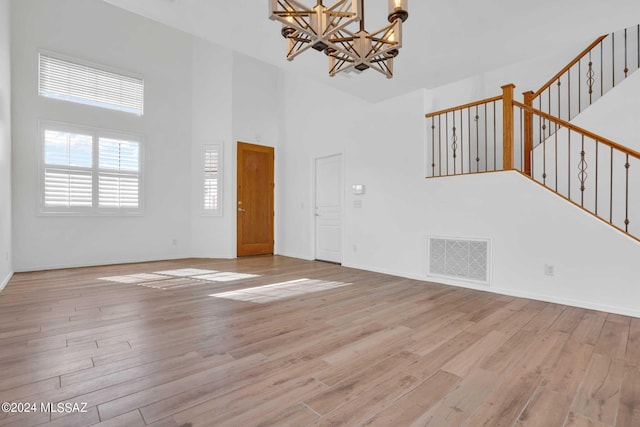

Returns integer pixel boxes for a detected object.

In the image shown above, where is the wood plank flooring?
[0,256,638,426]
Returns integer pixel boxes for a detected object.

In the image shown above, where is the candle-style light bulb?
[387,0,408,23]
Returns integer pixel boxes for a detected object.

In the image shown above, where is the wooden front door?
[237,142,274,257]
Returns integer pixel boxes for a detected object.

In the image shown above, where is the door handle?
[238,208,246,212]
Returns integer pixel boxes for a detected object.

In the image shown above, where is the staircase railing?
[512,101,640,239]
[425,87,510,177]
[525,25,640,142]
[425,24,640,241]
[426,91,640,241]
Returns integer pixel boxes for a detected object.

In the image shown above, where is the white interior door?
[315,154,342,263]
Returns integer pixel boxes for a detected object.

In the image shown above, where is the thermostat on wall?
[352,184,366,195]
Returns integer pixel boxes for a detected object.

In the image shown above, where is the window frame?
[202,144,223,217]
[38,120,145,216]
[38,49,145,116]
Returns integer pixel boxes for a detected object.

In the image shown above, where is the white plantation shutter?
[44,168,92,208]
[99,138,140,209]
[40,122,143,215]
[39,53,144,116]
[42,129,93,211]
[203,145,222,215]
[99,174,139,209]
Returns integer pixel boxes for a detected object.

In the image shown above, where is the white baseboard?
[488,286,640,319]
[14,255,194,273]
[341,262,426,281]
[0,271,13,292]
[342,262,640,319]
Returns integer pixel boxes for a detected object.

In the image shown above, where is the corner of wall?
[0,271,12,292]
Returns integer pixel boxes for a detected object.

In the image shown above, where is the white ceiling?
[104,0,640,102]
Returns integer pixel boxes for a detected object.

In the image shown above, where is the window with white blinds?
[40,122,143,215]
[98,138,140,209]
[38,52,144,116]
[203,145,222,215]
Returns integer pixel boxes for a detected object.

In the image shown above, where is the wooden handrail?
[513,100,640,159]
[425,95,502,118]
[532,34,608,98]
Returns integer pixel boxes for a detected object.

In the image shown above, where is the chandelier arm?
[285,33,317,60]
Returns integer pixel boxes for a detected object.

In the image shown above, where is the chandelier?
[269,0,409,78]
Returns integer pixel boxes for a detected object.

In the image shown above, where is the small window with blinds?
[203,144,222,216]
[40,122,143,215]
[38,52,144,116]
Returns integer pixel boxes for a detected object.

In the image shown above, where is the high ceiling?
[104,0,640,102]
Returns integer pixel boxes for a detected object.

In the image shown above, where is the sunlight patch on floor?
[193,272,259,282]
[209,278,353,303]
[154,268,218,277]
[99,269,260,288]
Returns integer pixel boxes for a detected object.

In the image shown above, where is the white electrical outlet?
[544,264,555,276]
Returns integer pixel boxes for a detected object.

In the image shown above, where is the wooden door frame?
[237,141,274,257]
[313,153,344,263]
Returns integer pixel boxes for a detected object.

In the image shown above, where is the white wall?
[425,172,640,317]
[0,0,11,290]
[189,39,235,259]
[11,0,195,271]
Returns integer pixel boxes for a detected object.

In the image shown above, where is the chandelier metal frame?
[269,0,408,78]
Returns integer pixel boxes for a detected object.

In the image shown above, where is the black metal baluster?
[579,135,587,207]
[459,109,464,174]
[587,51,595,105]
[578,58,582,113]
[451,112,457,175]
[568,129,571,200]
[431,117,435,176]
[557,78,562,125]
[595,142,599,215]
[625,153,630,232]
[543,122,548,186]
[624,28,629,78]
[612,33,616,87]
[553,124,558,191]
[538,97,543,141]
[467,108,471,172]
[520,107,524,170]
[493,101,497,170]
[445,114,449,175]
[568,68,571,120]
[484,104,488,172]
[610,146,614,223]
[475,106,480,173]
[547,88,551,137]
[531,114,536,180]
[600,41,604,97]
[438,115,442,176]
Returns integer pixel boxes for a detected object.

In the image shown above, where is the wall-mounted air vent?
[428,236,491,285]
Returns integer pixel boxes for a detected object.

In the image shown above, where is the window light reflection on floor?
[98,269,260,289]
[209,278,353,303]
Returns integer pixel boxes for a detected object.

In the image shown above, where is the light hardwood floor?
[0,256,638,427]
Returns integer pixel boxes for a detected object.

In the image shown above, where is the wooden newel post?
[523,91,534,176]
[501,84,515,170]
